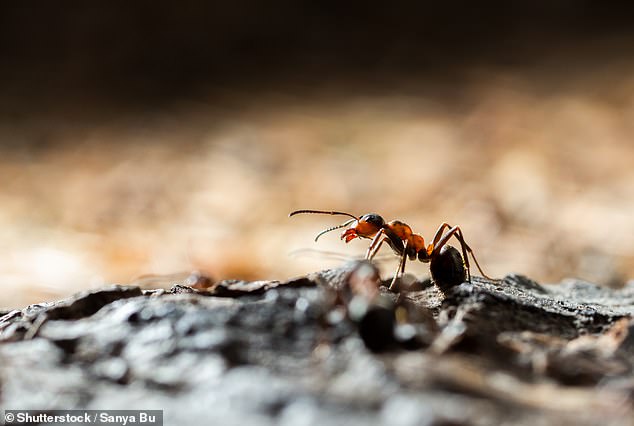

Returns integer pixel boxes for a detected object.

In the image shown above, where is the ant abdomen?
[429,245,467,293]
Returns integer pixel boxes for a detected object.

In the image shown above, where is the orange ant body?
[289,209,491,291]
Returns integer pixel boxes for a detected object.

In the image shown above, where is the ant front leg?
[367,228,404,261]
[365,229,388,260]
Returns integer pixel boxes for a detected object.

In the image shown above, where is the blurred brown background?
[2,2,634,308]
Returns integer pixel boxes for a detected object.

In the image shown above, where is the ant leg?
[389,240,409,290]
[450,228,491,280]
[368,238,389,261]
[365,228,387,259]
[425,222,451,256]
[367,228,405,261]
[431,222,452,246]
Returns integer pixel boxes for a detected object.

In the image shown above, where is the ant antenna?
[289,209,359,221]
[314,218,357,242]
[289,210,360,242]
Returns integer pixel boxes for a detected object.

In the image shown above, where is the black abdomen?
[430,245,466,292]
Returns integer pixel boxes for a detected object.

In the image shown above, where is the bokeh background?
[2,2,634,308]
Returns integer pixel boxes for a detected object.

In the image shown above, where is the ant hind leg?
[452,229,491,280]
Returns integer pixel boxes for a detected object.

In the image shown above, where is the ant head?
[341,213,385,243]
[288,209,385,243]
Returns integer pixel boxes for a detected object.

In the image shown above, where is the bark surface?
[1,263,633,425]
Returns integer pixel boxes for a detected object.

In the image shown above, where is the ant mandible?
[289,209,492,292]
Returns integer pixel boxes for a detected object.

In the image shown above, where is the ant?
[289,209,492,292]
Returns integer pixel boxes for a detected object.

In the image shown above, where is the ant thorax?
[409,234,426,253]
[386,220,413,239]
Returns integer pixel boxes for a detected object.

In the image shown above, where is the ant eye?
[361,213,385,228]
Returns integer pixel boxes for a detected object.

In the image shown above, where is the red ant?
[289,209,492,291]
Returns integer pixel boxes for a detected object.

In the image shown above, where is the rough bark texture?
[1,263,633,425]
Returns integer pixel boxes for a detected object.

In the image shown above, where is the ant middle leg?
[389,240,410,290]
